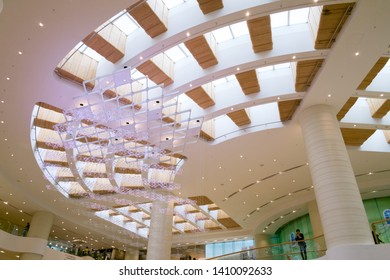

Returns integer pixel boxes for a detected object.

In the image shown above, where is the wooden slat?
[185,86,215,109]
[103,89,142,109]
[217,218,241,229]
[315,3,355,49]
[196,0,223,14]
[136,59,173,87]
[235,70,260,95]
[336,97,358,121]
[247,16,273,53]
[76,155,104,163]
[36,141,65,151]
[340,128,376,146]
[83,172,107,178]
[33,118,58,130]
[278,99,302,122]
[357,57,389,90]
[114,167,141,174]
[184,35,218,69]
[188,196,213,206]
[127,0,168,38]
[55,50,98,89]
[367,98,390,119]
[82,23,126,63]
[44,160,69,168]
[227,109,251,126]
[56,176,76,182]
[295,59,324,92]
[36,102,64,114]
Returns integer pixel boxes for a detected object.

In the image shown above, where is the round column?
[307,200,326,252]
[21,211,54,260]
[299,104,373,250]
[146,200,173,260]
[254,233,272,260]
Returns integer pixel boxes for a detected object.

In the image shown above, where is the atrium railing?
[0,217,24,236]
[207,235,326,260]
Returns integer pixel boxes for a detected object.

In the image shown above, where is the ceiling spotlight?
[38,22,44,27]
[355,51,360,56]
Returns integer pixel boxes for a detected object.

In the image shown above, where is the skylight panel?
[162,0,186,9]
[230,21,249,38]
[257,65,273,73]
[211,26,234,43]
[274,62,291,69]
[112,13,140,35]
[212,75,236,86]
[271,11,288,28]
[289,8,310,25]
[75,42,104,61]
[164,44,188,63]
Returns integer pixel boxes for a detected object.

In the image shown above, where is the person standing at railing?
[295,229,307,260]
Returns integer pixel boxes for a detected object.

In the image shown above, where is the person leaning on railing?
[295,229,307,260]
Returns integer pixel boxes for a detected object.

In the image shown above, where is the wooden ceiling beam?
[235,70,260,95]
[196,0,223,14]
[82,23,126,64]
[278,99,302,122]
[340,128,376,146]
[185,84,215,109]
[314,3,355,49]
[367,98,390,118]
[136,53,174,87]
[227,109,251,126]
[184,34,218,69]
[247,15,273,53]
[127,0,168,38]
[295,59,324,92]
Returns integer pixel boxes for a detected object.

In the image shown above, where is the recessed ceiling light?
[355,51,360,56]
[139,56,143,60]
[236,67,240,71]
[186,32,190,37]
[380,94,384,97]
[189,84,192,87]
[328,94,332,97]
[292,55,296,59]
[1,100,4,103]
[6,77,10,80]
[38,22,44,27]
[246,11,250,17]
[18,51,23,55]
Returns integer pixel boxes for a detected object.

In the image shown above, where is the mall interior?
[0,0,390,260]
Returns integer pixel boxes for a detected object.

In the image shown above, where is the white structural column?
[21,211,54,260]
[254,233,272,260]
[146,200,174,260]
[307,200,326,252]
[299,105,373,251]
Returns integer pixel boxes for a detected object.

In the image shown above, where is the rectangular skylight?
[111,12,140,35]
[161,0,186,9]
[210,26,233,43]
[271,7,310,28]
[271,11,288,28]
[289,8,310,25]
[164,43,190,63]
[230,21,249,38]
